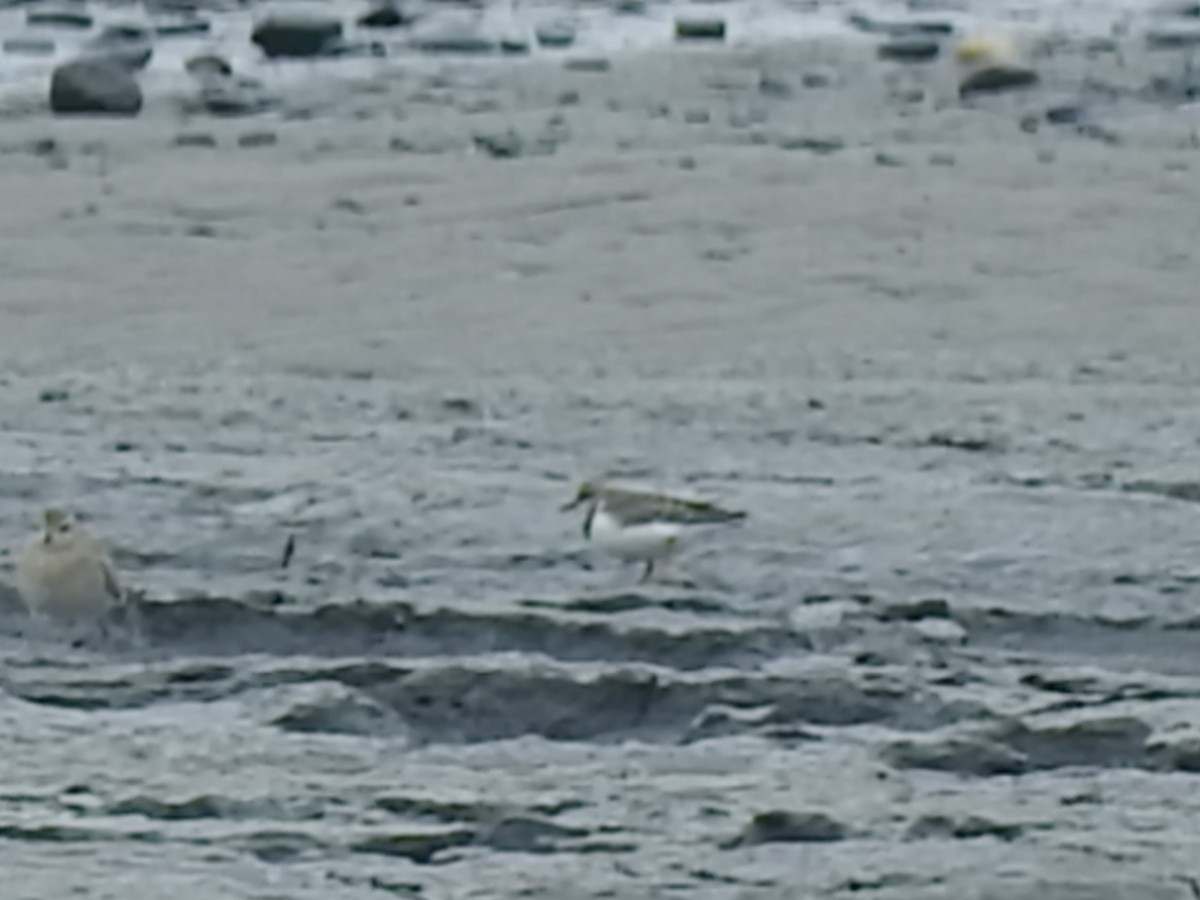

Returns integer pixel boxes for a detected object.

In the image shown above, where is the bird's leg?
[639,559,655,584]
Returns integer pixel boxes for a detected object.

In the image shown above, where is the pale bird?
[561,481,746,583]
[16,508,124,629]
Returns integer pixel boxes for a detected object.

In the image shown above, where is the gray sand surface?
[2,35,1200,899]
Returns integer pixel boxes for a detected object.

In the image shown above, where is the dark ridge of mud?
[84,593,817,672]
[954,607,1200,677]
[3,652,971,744]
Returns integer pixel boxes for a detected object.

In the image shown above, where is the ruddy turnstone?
[561,481,746,582]
[16,508,125,631]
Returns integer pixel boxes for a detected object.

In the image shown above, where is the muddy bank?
[2,32,1200,900]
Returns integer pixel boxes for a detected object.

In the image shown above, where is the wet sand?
[2,34,1200,899]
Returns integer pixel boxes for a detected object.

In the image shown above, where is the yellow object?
[954,35,1018,66]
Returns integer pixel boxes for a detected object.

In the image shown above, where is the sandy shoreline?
[2,32,1200,899]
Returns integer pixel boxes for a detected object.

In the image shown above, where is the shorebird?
[561,481,746,583]
[16,508,125,632]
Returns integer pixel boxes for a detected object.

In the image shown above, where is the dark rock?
[84,24,154,71]
[154,18,211,36]
[269,683,398,736]
[251,14,343,59]
[1156,0,1200,15]
[1045,102,1085,124]
[884,734,1030,775]
[959,65,1039,97]
[1146,730,1200,772]
[564,56,610,72]
[1003,715,1151,769]
[614,0,646,11]
[725,810,847,847]
[473,128,558,159]
[878,36,941,61]
[358,2,414,27]
[1146,25,1200,47]
[777,135,844,154]
[879,597,951,621]
[675,17,725,40]
[758,73,791,97]
[185,52,232,78]
[802,68,834,88]
[500,37,530,53]
[907,813,1024,841]
[351,827,473,862]
[535,24,575,47]
[174,132,217,148]
[50,58,142,116]
[3,37,55,56]
[412,23,495,53]
[847,11,953,35]
[197,80,272,116]
[238,131,277,148]
[26,8,92,28]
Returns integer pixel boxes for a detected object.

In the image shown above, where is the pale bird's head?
[40,507,79,546]
[560,480,602,512]
[954,34,1020,70]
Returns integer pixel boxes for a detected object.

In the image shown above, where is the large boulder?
[50,57,143,115]
[251,14,342,58]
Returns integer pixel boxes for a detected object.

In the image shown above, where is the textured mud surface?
[3,34,1200,900]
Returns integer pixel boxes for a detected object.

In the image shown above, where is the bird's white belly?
[17,559,114,625]
[590,510,684,562]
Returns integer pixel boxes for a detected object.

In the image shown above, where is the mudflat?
[1,33,1200,900]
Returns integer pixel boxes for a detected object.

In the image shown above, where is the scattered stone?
[154,18,211,37]
[268,682,399,736]
[238,131,277,148]
[197,80,273,117]
[847,11,953,35]
[1147,729,1200,772]
[758,73,791,97]
[535,24,575,47]
[351,826,473,863]
[251,14,343,59]
[683,108,710,123]
[564,56,610,72]
[724,810,848,848]
[878,36,941,61]
[874,150,904,166]
[412,23,495,54]
[907,813,1024,841]
[959,64,1039,97]
[358,2,415,27]
[1146,25,1200,48]
[84,24,154,71]
[884,734,1029,776]
[880,597,951,621]
[1155,0,1200,15]
[3,38,55,56]
[614,0,646,12]
[500,37,530,54]
[1045,101,1085,124]
[802,68,834,88]
[472,128,557,159]
[26,8,92,29]
[675,17,726,40]
[777,135,845,154]
[185,52,233,79]
[50,58,142,116]
[174,132,217,148]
